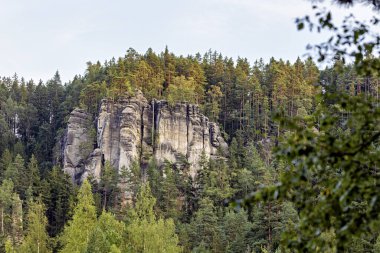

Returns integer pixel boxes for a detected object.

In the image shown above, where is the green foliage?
[166,76,204,105]
[11,194,23,247]
[222,210,252,253]
[295,1,380,76]
[87,211,125,253]
[0,150,12,181]
[1,45,380,253]
[130,182,156,222]
[60,179,96,253]
[0,180,14,235]
[118,161,142,205]
[45,166,75,237]
[196,157,235,206]
[158,162,181,220]
[4,155,24,197]
[26,155,41,198]
[374,234,380,253]
[79,81,107,115]
[79,124,96,161]
[185,198,221,252]
[126,217,181,253]
[4,239,13,253]
[19,198,51,253]
[231,142,271,199]
[247,94,380,252]
[125,183,182,253]
[99,161,119,210]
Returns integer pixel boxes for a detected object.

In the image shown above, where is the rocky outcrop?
[63,91,228,183]
[63,108,94,182]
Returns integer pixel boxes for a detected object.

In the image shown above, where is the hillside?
[0,48,379,252]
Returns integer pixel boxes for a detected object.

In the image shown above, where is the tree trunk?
[268,203,272,251]
[103,189,107,210]
[1,207,3,235]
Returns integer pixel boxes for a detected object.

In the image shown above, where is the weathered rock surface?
[63,108,93,182]
[63,91,228,183]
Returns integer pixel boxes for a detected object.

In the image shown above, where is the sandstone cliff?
[63,91,228,183]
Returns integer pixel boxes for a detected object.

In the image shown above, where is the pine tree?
[4,154,24,196]
[100,161,119,210]
[46,167,74,237]
[163,46,175,90]
[79,81,107,115]
[19,198,51,253]
[59,179,96,253]
[242,142,269,191]
[374,234,380,253]
[228,138,241,169]
[125,183,182,253]
[0,149,12,181]
[11,194,23,247]
[119,161,141,205]
[159,162,180,220]
[205,85,223,121]
[26,155,41,197]
[0,180,14,236]
[4,239,14,253]
[222,210,252,253]
[185,197,222,252]
[233,168,255,199]
[86,211,125,253]
[146,159,162,204]
[200,158,235,206]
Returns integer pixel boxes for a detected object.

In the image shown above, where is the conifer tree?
[125,183,182,253]
[0,149,12,181]
[4,155,24,196]
[200,158,234,206]
[19,198,51,253]
[46,167,74,237]
[87,211,125,253]
[26,155,41,197]
[119,161,141,204]
[222,210,252,253]
[59,179,96,253]
[185,197,222,252]
[4,239,14,253]
[159,162,180,220]
[11,194,23,247]
[100,161,118,210]
[0,180,14,236]
[374,235,380,253]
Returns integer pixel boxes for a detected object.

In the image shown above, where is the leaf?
[297,22,305,30]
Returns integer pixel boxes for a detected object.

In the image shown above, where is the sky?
[0,0,377,83]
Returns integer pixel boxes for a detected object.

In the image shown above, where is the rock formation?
[63,91,228,183]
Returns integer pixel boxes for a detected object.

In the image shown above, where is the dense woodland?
[0,47,379,253]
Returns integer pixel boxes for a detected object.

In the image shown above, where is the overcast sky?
[0,0,376,83]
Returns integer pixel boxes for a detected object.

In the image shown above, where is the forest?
[0,43,379,253]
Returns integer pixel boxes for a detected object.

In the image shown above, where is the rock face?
[63,108,94,182]
[63,91,228,183]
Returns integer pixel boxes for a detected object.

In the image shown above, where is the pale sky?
[0,0,377,83]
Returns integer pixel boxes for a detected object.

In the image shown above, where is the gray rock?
[63,93,228,183]
[63,108,93,183]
